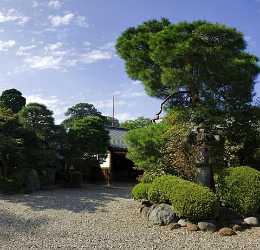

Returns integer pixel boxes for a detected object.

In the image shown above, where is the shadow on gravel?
[0,210,49,239]
[0,183,135,214]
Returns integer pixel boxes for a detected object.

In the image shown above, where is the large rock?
[218,227,237,236]
[232,224,242,231]
[243,217,259,226]
[148,204,176,226]
[187,223,199,232]
[178,219,191,227]
[198,221,217,232]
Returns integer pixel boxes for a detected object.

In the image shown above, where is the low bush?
[139,171,165,184]
[148,175,219,221]
[148,175,181,203]
[170,181,219,221]
[215,166,260,215]
[132,182,151,200]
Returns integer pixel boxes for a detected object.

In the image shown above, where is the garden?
[1,18,260,243]
[116,19,260,237]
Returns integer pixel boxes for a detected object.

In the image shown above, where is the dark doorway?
[110,151,141,182]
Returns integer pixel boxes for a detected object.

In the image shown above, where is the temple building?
[100,127,141,182]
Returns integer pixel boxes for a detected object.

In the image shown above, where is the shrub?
[148,175,181,203]
[0,176,23,194]
[215,166,260,215]
[170,181,219,221]
[69,170,83,188]
[148,175,219,221]
[132,183,151,200]
[139,171,165,184]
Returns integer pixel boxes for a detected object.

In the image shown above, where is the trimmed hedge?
[215,166,260,215]
[148,175,181,203]
[148,175,219,221]
[132,183,151,200]
[139,171,165,184]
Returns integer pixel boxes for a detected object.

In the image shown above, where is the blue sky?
[0,0,260,124]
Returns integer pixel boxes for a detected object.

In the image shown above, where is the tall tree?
[67,116,110,162]
[0,89,26,113]
[121,117,151,130]
[63,103,102,129]
[116,19,260,115]
[18,103,55,141]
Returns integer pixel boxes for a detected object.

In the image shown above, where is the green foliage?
[121,117,151,130]
[0,89,26,113]
[116,19,260,112]
[0,176,23,194]
[69,170,83,188]
[139,171,165,183]
[148,175,219,221]
[103,116,120,128]
[215,166,260,215]
[67,116,109,160]
[63,103,102,129]
[148,175,181,203]
[124,122,169,172]
[18,103,55,140]
[171,181,219,221]
[132,182,151,200]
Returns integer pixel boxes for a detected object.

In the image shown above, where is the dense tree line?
[0,89,111,193]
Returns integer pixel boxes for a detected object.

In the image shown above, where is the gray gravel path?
[1,184,260,250]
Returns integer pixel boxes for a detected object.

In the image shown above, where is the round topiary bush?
[215,166,260,215]
[132,183,151,200]
[170,181,219,221]
[139,171,165,184]
[148,175,181,203]
[148,175,219,221]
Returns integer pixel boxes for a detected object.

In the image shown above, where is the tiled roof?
[106,127,128,149]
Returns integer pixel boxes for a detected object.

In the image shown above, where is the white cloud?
[48,13,88,28]
[25,93,69,124]
[45,42,63,51]
[17,41,114,71]
[0,40,16,51]
[16,45,36,56]
[48,0,62,9]
[0,9,30,25]
[93,99,127,109]
[75,16,89,28]
[48,13,74,27]
[81,50,112,64]
[24,55,63,70]
[116,112,135,122]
